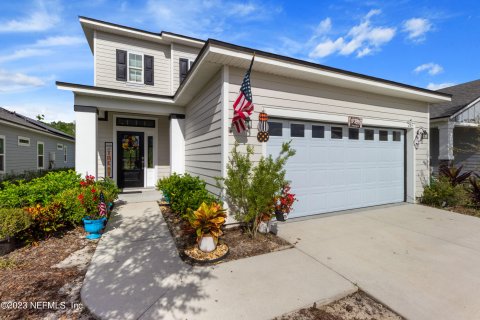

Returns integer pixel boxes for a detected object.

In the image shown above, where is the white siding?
[184,71,222,193]
[228,67,430,197]
[172,43,200,93]
[95,31,171,95]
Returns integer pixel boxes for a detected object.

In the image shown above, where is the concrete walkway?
[281,204,480,320]
[81,190,355,320]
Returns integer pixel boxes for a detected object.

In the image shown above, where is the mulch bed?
[0,227,96,320]
[447,206,480,218]
[158,201,293,265]
[274,291,403,320]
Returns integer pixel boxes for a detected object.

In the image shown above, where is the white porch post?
[438,121,454,164]
[74,106,97,177]
[169,114,185,174]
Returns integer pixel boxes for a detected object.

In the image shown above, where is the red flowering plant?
[77,175,107,220]
[274,184,297,220]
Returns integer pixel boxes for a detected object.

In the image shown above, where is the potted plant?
[274,184,297,221]
[79,175,108,239]
[187,202,226,252]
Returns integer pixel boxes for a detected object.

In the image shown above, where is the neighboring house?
[430,80,480,173]
[57,17,450,219]
[0,107,75,176]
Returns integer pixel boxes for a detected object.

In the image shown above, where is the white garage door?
[267,119,405,218]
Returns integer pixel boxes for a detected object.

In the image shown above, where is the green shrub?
[96,177,120,204]
[0,170,81,208]
[217,141,295,237]
[421,177,470,207]
[156,173,218,216]
[51,188,85,225]
[0,168,72,187]
[0,208,32,239]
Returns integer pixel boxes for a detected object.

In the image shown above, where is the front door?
[117,131,144,188]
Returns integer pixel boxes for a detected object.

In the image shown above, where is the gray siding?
[453,127,480,173]
[228,67,430,197]
[0,124,74,175]
[172,43,200,93]
[430,128,440,172]
[95,31,171,95]
[184,71,222,193]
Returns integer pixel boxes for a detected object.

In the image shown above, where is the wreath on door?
[122,135,139,169]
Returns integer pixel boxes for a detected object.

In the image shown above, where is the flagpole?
[248,52,255,73]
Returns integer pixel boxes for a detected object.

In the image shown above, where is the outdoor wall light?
[414,127,428,149]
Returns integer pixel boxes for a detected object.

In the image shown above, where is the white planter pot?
[257,221,270,234]
[199,235,216,253]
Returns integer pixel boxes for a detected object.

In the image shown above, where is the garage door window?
[393,131,401,141]
[269,122,282,136]
[312,125,325,138]
[379,130,388,141]
[364,129,374,140]
[331,127,343,139]
[291,124,305,137]
[348,128,359,140]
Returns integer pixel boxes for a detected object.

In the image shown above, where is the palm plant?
[439,165,472,187]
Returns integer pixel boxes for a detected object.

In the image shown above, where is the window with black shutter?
[144,55,154,85]
[116,49,127,81]
[179,58,189,83]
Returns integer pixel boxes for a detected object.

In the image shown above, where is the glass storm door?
[117,132,144,188]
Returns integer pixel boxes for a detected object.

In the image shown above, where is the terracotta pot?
[199,235,216,253]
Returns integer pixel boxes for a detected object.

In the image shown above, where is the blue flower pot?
[83,217,107,240]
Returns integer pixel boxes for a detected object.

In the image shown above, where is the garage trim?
[263,108,417,204]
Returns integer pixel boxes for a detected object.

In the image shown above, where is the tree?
[36,114,75,136]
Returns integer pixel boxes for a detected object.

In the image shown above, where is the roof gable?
[431,79,480,119]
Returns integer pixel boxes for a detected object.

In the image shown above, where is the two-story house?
[57,16,451,218]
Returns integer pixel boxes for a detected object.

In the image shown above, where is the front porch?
[67,84,186,188]
[430,119,480,173]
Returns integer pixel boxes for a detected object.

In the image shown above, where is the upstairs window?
[18,136,30,146]
[179,58,193,83]
[128,53,143,83]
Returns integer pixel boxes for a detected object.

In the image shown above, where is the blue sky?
[0,0,479,122]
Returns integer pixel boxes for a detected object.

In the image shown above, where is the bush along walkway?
[81,197,356,320]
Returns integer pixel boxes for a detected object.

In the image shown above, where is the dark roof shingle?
[0,107,75,140]
[430,79,480,119]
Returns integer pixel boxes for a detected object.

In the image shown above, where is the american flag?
[232,55,255,133]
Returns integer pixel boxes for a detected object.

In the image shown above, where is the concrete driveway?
[280,204,480,320]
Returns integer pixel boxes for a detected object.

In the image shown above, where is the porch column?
[438,121,454,166]
[74,106,97,177]
[169,114,185,174]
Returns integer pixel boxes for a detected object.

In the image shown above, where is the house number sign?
[348,116,363,128]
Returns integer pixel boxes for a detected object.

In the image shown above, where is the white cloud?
[145,0,282,38]
[34,36,84,47]
[0,0,61,33]
[414,62,443,75]
[427,82,456,90]
[0,69,46,93]
[315,18,332,36]
[403,18,432,42]
[0,49,51,63]
[309,9,396,59]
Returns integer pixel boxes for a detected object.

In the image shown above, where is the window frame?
[37,141,45,169]
[290,123,305,138]
[179,58,193,83]
[331,126,343,139]
[64,145,67,163]
[268,121,283,137]
[312,125,325,139]
[57,143,63,150]
[393,131,402,142]
[364,129,375,141]
[18,136,30,147]
[348,128,359,140]
[0,135,5,173]
[379,130,389,142]
[127,52,144,84]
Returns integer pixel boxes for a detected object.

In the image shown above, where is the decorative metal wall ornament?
[257,111,270,142]
[414,127,428,149]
